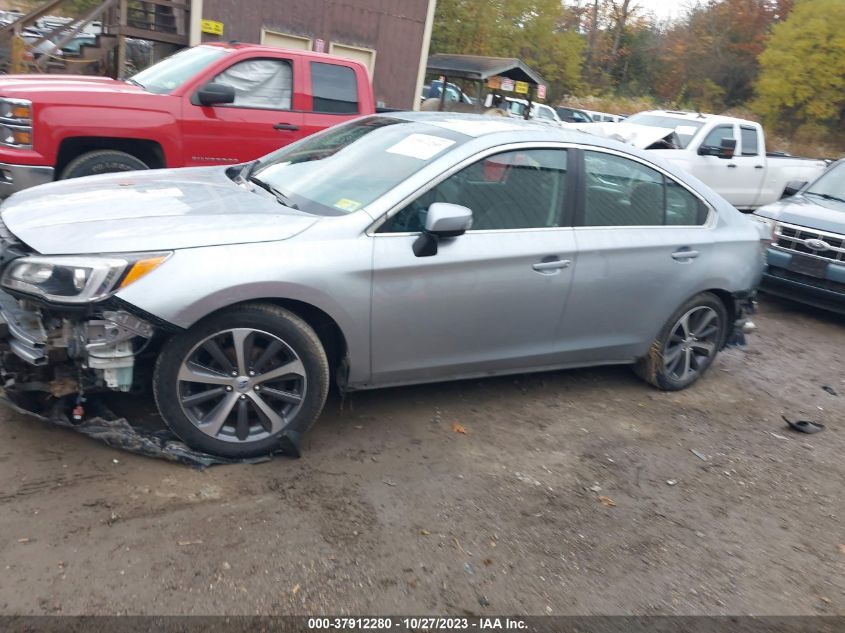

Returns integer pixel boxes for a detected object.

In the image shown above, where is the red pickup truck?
[0,42,375,196]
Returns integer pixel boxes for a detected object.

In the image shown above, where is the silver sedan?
[0,113,764,457]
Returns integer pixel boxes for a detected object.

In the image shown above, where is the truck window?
[214,59,292,110]
[701,125,735,152]
[740,126,760,156]
[311,62,359,114]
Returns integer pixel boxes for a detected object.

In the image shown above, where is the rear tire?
[634,292,728,391]
[153,304,330,458]
[60,150,149,180]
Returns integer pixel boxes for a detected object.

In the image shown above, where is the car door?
[369,146,577,386]
[564,149,715,363]
[180,56,305,167]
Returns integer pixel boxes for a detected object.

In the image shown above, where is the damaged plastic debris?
[783,415,825,435]
[0,395,298,468]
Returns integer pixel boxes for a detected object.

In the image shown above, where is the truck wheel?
[153,304,330,459]
[60,150,149,180]
[634,292,728,391]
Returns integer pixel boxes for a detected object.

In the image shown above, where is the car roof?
[381,111,601,144]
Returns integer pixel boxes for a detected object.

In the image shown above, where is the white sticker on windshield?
[386,133,456,160]
[676,125,698,135]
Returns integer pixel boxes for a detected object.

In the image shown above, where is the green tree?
[753,0,845,130]
[430,0,585,101]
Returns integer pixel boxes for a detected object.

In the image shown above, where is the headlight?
[0,98,33,148]
[1,252,171,303]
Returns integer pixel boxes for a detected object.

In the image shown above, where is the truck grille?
[774,222,845,263]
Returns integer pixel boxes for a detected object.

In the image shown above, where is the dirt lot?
[0,294,842,616]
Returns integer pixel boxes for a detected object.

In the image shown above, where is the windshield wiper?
[248,175,299,210]
[125,77,144,89]
[805,191,845,204]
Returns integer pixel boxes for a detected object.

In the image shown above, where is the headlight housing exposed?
[0,97,33,148]
[1,252,171,303]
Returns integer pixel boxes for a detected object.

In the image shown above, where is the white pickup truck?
[574,110,828,211]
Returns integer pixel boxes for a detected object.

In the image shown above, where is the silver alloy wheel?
[176,328,307,443]
[662,306,720,382]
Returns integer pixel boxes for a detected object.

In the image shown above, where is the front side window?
[380,149,568,233]
[701,125,736,153]
[311,62,358,114]
[583,151,708,227]
[213,59,292,110]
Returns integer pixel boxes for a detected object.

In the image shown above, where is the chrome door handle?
[672,250,700,261]
[532,259,571,272]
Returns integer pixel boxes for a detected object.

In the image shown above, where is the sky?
[634,0,692,22]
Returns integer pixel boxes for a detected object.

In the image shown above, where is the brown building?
[192,0,436,110]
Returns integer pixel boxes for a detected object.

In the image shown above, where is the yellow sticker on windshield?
[334,198,362,212]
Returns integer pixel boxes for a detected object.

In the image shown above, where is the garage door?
[261,29,311,51]
[329,43,376,74]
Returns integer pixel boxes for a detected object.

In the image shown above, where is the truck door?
[691,124,748,207]
[180,55,305,167]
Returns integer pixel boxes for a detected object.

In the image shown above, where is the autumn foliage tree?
[753,0,845,135]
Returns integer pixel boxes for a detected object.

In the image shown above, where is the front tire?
[60,150,149,180]
[635,292,728,391]
[153,304,330,458]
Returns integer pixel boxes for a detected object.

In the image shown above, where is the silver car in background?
[0,113,763,458]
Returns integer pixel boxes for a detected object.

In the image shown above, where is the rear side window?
[741,126,760,156]
[311,62,359,114]
[583,151,708,227]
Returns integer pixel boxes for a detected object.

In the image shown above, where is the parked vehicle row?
[0,113,762,458]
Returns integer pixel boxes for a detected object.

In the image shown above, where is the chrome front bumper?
[0,162,54,197]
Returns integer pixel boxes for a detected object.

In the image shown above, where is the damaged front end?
[0,291,156,404]
[0,222,170,416]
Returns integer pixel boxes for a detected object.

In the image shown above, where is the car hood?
[0,167,319,255]
[754,194,845,235]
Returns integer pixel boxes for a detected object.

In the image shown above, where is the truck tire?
[153,303,330,459]
[634,292,728,391]
[60,150,149,180]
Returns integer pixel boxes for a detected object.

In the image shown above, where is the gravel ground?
[0,294,842,616]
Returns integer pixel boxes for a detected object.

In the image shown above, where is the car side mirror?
[781,180,807,199]
[718,138,737,159]
[193,82,236,107]
[413,203,473,258]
